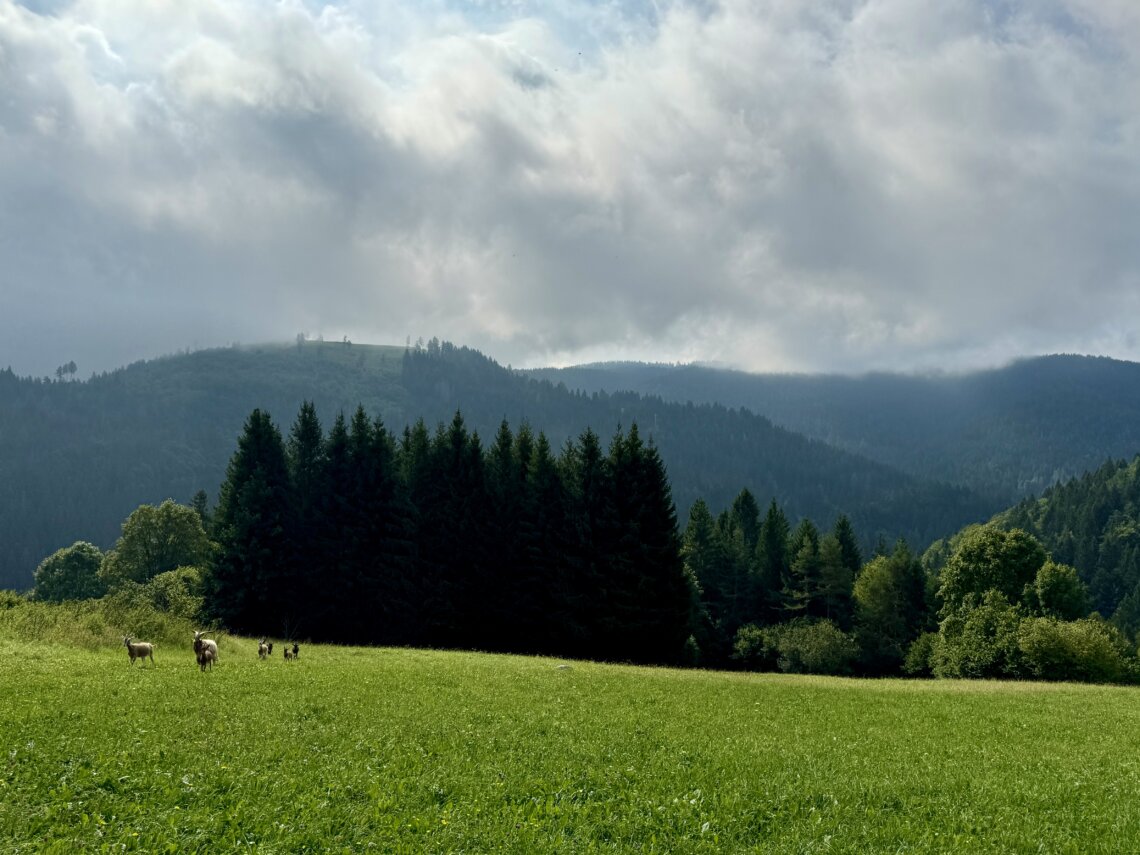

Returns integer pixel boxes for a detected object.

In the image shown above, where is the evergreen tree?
[755,500,790,624]
[817,533,854,629]
[730,488,762,554]
[559,427,618,658]
[604,424,693,663]
[205,409,295,635]
[524,430,574,654]
[682,499,733,663]
[286,401,325,632]
[784,518,821,618]
[833,514,863,579]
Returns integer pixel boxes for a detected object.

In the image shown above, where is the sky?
[1,0,1138,378]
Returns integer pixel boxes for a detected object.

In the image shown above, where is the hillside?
[0,340,993,589]
[524,355,1140,501]
[994,454,1140,628]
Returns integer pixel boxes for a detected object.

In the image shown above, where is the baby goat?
[193,631,219,663]
[123,636,154,666]
[283,642,299,661]
[197,644,216,671]
[258,638,269,660]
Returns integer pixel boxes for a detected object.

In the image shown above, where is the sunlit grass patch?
[2,637,1138,853]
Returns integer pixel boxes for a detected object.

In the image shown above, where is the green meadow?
[3,633,1139,853]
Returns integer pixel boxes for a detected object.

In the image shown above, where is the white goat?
[258,638,269,660]
[123,636,154,666]
[193,631,219,663]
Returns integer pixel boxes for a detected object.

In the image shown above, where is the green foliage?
[32,541,106,602]
[98,499,212,589]
[933,591,1026,679]
[1033,560,1090,620]
[0,342,996,591]
[996,454,1140,621]
[732,620,857,675]
[204,409,295,636]
[902,632,938,677]
[1017,617,1135,684]
[853,541,929,674]
[730,623,779,671]
[0,595,202,651]
[937,525,1046,616]
[110,567,204,623]
[771,619,858,675]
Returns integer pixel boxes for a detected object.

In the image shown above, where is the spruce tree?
[755,501,790,623]
[206,409,295,635]
[784,518,821,618]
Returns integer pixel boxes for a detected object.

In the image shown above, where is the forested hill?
[0,340,993,590]
[524,355,1140,502]
[993,454,1140,630]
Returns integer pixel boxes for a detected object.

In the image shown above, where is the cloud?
[0,0,1137,376]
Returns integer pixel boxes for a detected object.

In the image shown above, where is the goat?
[283,643,299,661]
[193,631,219,663]
[123,636,154,666]
[258,638,269,660]
[197,644,216,671]
[291,642,299,660]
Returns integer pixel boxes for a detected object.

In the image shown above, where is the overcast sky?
[2,0,1138,378]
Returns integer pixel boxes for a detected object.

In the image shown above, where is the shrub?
[933,590,1025,679]
[731,624,779,671]
[902,632,938,677]
[774,620,858,675]
[1017,617,1136,684]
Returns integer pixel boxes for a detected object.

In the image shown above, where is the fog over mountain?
[2,0,1139,378]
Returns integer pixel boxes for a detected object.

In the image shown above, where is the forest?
[0,341,993,590]
[527,354,1140,502]
[25,399,1140,683]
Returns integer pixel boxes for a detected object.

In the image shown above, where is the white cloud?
[0,0,1138,377]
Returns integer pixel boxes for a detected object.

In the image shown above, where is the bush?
[733,620,858,675]
[731,624,779,671]
[902,632,938,677]
[933,591,1025,679]
[0,595,201,651]
[1017,617,1136,684]
[774,620,858,675]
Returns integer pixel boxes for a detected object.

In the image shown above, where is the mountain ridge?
[0,340,994,589]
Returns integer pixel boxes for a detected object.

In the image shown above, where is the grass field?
[2,636,1139,854]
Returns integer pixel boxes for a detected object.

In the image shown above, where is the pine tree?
[526,431,574,654]
[832,514,863,579]
[756,500,790,624]
[206,409,295,635]
[784,518,821,618]
[817,533,854,629]
[559,427,617,658]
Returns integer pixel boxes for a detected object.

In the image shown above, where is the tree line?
[205,403,694,664]
[26,401,1140,682]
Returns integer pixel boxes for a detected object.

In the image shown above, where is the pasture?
[2,636,1139,853]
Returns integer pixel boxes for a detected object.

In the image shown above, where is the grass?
[2,634,1140,853]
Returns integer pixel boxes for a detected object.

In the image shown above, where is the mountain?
[523,355,1140,502]
[0,340,993,590]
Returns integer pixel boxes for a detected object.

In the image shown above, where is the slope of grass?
[2,635,1139,853]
